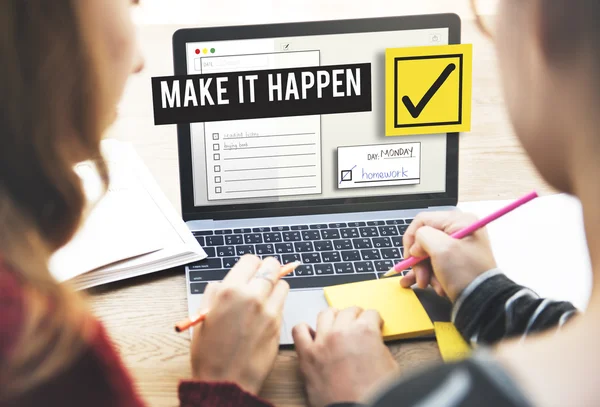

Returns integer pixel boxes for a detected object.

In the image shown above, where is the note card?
[323,277,434,341]
[337,143,421,189]
[434,322,471,362]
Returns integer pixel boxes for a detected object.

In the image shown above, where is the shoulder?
[0,259,26,358]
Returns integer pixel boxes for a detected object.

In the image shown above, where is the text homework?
[151,63,372,125]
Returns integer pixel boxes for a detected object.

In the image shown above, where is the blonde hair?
[0,0,109,399]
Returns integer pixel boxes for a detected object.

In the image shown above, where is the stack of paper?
[49,139,206,290]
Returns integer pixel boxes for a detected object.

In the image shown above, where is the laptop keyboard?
[188,219,413,294]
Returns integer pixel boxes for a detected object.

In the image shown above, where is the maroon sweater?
[0,261,272,407]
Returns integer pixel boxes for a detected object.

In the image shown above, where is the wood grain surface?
[91,6,554,406]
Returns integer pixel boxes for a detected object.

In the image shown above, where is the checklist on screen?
[337,142,421,189]
[199,51,322,201]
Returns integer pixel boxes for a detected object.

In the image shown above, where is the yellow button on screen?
[385,44,472,136]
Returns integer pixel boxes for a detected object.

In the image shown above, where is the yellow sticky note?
[434,322,471,362]
[385,44,472,136]
[323,277,434,341]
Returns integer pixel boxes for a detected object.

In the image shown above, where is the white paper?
[458,193,592,310]
[50,139,207,287]
[49,154,165,282]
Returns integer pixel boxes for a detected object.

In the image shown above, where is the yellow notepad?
[434,322,471,362]
[323,277,434,341]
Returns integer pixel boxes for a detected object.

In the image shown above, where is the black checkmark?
[402,63,456,119]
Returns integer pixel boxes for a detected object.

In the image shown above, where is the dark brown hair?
[0,0,109,398]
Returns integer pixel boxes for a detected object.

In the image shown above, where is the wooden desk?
[92,12,554,407]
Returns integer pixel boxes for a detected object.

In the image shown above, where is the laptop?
[173,14,460,345]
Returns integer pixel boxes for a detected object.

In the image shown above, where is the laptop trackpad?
[280,289,329,345]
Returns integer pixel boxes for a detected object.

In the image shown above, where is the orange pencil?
[174,261,301,333]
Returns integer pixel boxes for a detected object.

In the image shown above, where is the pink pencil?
[383,191,539,277]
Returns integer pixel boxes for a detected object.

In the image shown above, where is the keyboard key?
[391,236,403,247]
[205,236,224,246]
[275,243,294,253]
[381,248,401,260]
[244,233,263,244]
[334,262,355,274]
[386,219,405,225]
[225,235,243,245]
[189,258,222,270]
[398,225,409,234]
[255,244,275,255]
[193,230,213,236]
[216,246,235,257]
[203,247,216,257]
[294,242,314,252]
[374,260,394,271]
[321,251,341,262]
[282,273,375,289]
[321,229,340,239]
[195,236,205,246]
[301,253,321,264]
[291,225,309,230]
[373,237,392,248]
[214,229,232,235]
[314,264,335,275]
[352,238,372,249]
[190,269,228,282]
[359,227,379,237]
[406,218,414,224]
[234,228,251,233]
[328,222,347,228]
[341,250,360,261]
[295,265,315,276]
[333,239,352,250]
[264,232,282,243]
[367,220,385,226]
[253,227,270,232]
[340,228,359,238]
[283,231,302,241]
[355,261,375,273]
[314,240,333,251]
[282,253,301,264]
[268,254,283,263]
[190,282,208,294]
[360,249,380,260]
[236,245,255,255]
[309,224,328,229]
[378,226,398,236]
[302,230,321,240]
[347,221,366,227]
[223,257,240,268]
[272,226,290,231]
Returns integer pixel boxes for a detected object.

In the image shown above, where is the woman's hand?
[400,211,497,302]
[190,255,289,395]
[292,307,398,407]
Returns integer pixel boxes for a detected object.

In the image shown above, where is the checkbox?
[215,187,222,193]
[213,153,220,160]
[215,176,221,183]
[212,133,219,140]
[213,144,220,151]
[340,169,353,182]
[214,165,221,172]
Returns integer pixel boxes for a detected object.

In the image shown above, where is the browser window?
[185,28,449,206]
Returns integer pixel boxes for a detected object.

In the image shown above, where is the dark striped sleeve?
[452,269,578,345]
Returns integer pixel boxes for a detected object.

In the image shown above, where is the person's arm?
[451,269,577,346]
[364,351,532,407]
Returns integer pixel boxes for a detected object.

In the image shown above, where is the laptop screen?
[183,27,449,208]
